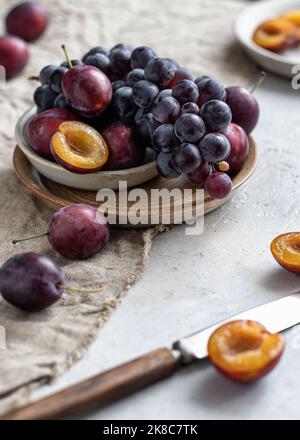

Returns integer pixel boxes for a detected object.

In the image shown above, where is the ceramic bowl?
[235,0,300,78]
[15,107,158,191]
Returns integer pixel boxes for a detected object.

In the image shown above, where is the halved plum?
[51,121,109,174]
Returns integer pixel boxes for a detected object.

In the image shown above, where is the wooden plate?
[13,139,257,228]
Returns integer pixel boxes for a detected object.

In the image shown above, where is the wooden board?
[13,138,257,228]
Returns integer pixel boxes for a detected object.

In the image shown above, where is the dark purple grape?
[197,76,226,106]
[153,124,177,152]
[132,80,159,109]
[136,112,160,143]
[48,204,109,259]
[143,147,157,164]
[165,58,180,69]
[199,133,231,163]
[144,57,175,88]
[39,64,57,85]
[172,79,199,105]
[131,46,157,69]
[174,113,206,143]
[49,66,68,93]
[53,93,69,109]
[134,107,145,124]
[152,96,180,124]
[84,53,111,76]
[168,67,194,88]
[127,68,144,87]
[156,151,180,178]
[172,143,201,174]
[181,102,199,115]
[111,79,126,92]
[82,46,108,62]
[113,86,137,119]
[194,75,211,88]
[205,172,232,199]
[0,252,65,311]
[61,59,82,68]
[186,161,212,185]
[201,100,232,133]
[155,89,172,102]
[34,85,57,111]
[110,44,132,75]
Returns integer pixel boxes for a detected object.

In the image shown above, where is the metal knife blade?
[173,292,300,363]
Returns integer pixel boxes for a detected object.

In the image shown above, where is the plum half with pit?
[102,122,145,170]
[48,204,109,259]
[62,64,112,117]
[0,35,29,79]
[27,108,79,160]
[51,121,109,173]
[5,2,49,42]
[0,252,65,312]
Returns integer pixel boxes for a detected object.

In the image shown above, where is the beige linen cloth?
[0,0,255,415]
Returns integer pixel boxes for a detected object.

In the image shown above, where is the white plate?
[15,107,158,191]
[235,0,300,78]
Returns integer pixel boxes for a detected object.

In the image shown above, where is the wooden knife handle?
[2,348,180,420]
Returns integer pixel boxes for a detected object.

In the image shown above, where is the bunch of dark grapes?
[33,44,234,199]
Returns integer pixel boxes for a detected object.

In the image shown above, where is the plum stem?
[250,71,267,94]
[61,44,73,69]
[12,232,49,245]
[58,285,104,294]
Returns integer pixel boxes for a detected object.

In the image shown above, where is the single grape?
[144,57,175,88]
[53,93,69,109]
[172,143,201,174]
[174,113,206,143]
[156,151,180,179]
[168,67,194,88]
[132,80,159,109]
[127,68,144,87]
[82,46,108,62]
[152,96,180,124]
[113,86,137,120]
[172,79,199,105]
[153,124,177,152]
[194,74,211,88]
[0,252,65,311]
[201,100,232,133]
[84,53,111,76]
[39,64,57,85]
[34,85,57,111]
[130,46,157,69]
[49,66,68,93]
[197,76,226,106]
[186,161,212,185]
[136,112,160,143]
[181,102,200,115]
[165,58,180,69]
[205,172,232,199]
[143,147,157,164]
[155,89,172,103]
[111,79,126,92]
[48,204,109,259]
[199,133,231,163]
[110,44,132,75]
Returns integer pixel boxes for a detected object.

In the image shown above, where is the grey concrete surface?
[33,73,300,420]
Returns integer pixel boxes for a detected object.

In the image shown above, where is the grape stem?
[250,71,267,94]
[61,44,73,69]
[28,75,40,81]
[12,232,49,245]
[57,284,104,294]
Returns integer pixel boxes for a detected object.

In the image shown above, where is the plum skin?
[27,108,79,160]
[0,35,29,79]
[62,65,112,118]
[225,86,259,134]
[225,123,249,174]
[102,122,145,170]
[48,204,110,259]
[5,2,49,42]
[0,252,65,312]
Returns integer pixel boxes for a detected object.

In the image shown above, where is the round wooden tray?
[13,139,257,228]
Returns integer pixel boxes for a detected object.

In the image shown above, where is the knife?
[3,292,300,420]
